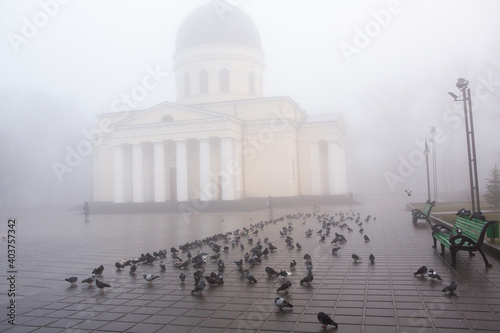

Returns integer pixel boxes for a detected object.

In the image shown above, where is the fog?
[1,0,500,208]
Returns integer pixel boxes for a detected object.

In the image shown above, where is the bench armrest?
[449,234,477,247]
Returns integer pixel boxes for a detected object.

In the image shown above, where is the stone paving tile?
[398,327,435,333]
[3,326,39,333]
[70,319,109,331]
[125,322,164,333]
[98,320,138,332]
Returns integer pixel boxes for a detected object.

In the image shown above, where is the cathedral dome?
[175,2,261,51]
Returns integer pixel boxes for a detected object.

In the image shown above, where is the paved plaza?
[1,197,500,332]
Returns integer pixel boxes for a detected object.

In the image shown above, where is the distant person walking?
[313,195,320,212]
[267,195,273,213]
[83,202,90,222]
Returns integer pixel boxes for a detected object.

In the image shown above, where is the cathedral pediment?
[113,101,228,128]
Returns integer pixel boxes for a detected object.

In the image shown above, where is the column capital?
[196,136,210,141]
[130,141,142,146]
[151,139,164,144]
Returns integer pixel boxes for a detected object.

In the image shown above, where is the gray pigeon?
[369,254,375,263]
[143,274,159,284]
[81,276,94,285]
[427,269,442,280]
[277,280,292,293]
[191,281,206,295]
[413,266,427,276]
[274,297,293,309]
[265,266,279,277]
[442,281,457,295]
[352,253,362,262]
[65,277,78,285]
[95,279,111,292]
[92,265,104,276]
[300,271,313,285]
[245,271,257,283]
[317,311,338,328]
[331,247,341,255]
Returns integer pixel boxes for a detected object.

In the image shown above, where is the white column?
[338,145,347,193]
[198,137,212,201]
[131,142,144,203]
[233,138,243,199]
[220,136,234,200]
[113,144,125,203]
[327,140,347,194]
[327,140,337,195]
[153,140,166,202]
[309,141,321,195]
[175,139,189,202]
[93,154,99,202]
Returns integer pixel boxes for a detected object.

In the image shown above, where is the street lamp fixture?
[456,77,469,90]
[448,78,481,213]
[447,92,459,100]
[424,139,431,203]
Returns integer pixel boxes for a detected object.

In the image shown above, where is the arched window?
[219,68,230,93]
[200,69,208,94]
[161,115,174,123]
[248,71,255,95]
[184,73,190,97]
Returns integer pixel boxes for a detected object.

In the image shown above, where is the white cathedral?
[92,1,347,204]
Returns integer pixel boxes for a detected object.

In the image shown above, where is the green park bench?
[411,201,435,224]
[432,211,497,268]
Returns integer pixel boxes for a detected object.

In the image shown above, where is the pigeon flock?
[413,265,457,295]
[64,209,457,329]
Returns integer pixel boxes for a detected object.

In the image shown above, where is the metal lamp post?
[424,139,431,203]
[448,78,481,213]
[430,126,438,203]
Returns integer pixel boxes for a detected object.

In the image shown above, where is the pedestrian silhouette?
[267,195,273,213]
[83,202,90,222]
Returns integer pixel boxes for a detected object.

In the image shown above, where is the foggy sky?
[1,0,500,207]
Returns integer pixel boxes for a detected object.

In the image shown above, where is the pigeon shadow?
[274,308,293,316]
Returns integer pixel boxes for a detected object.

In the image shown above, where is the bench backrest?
[452,216,493,246]
[423,203,434,215]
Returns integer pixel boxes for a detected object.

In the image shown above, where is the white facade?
[93,2,347,203]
